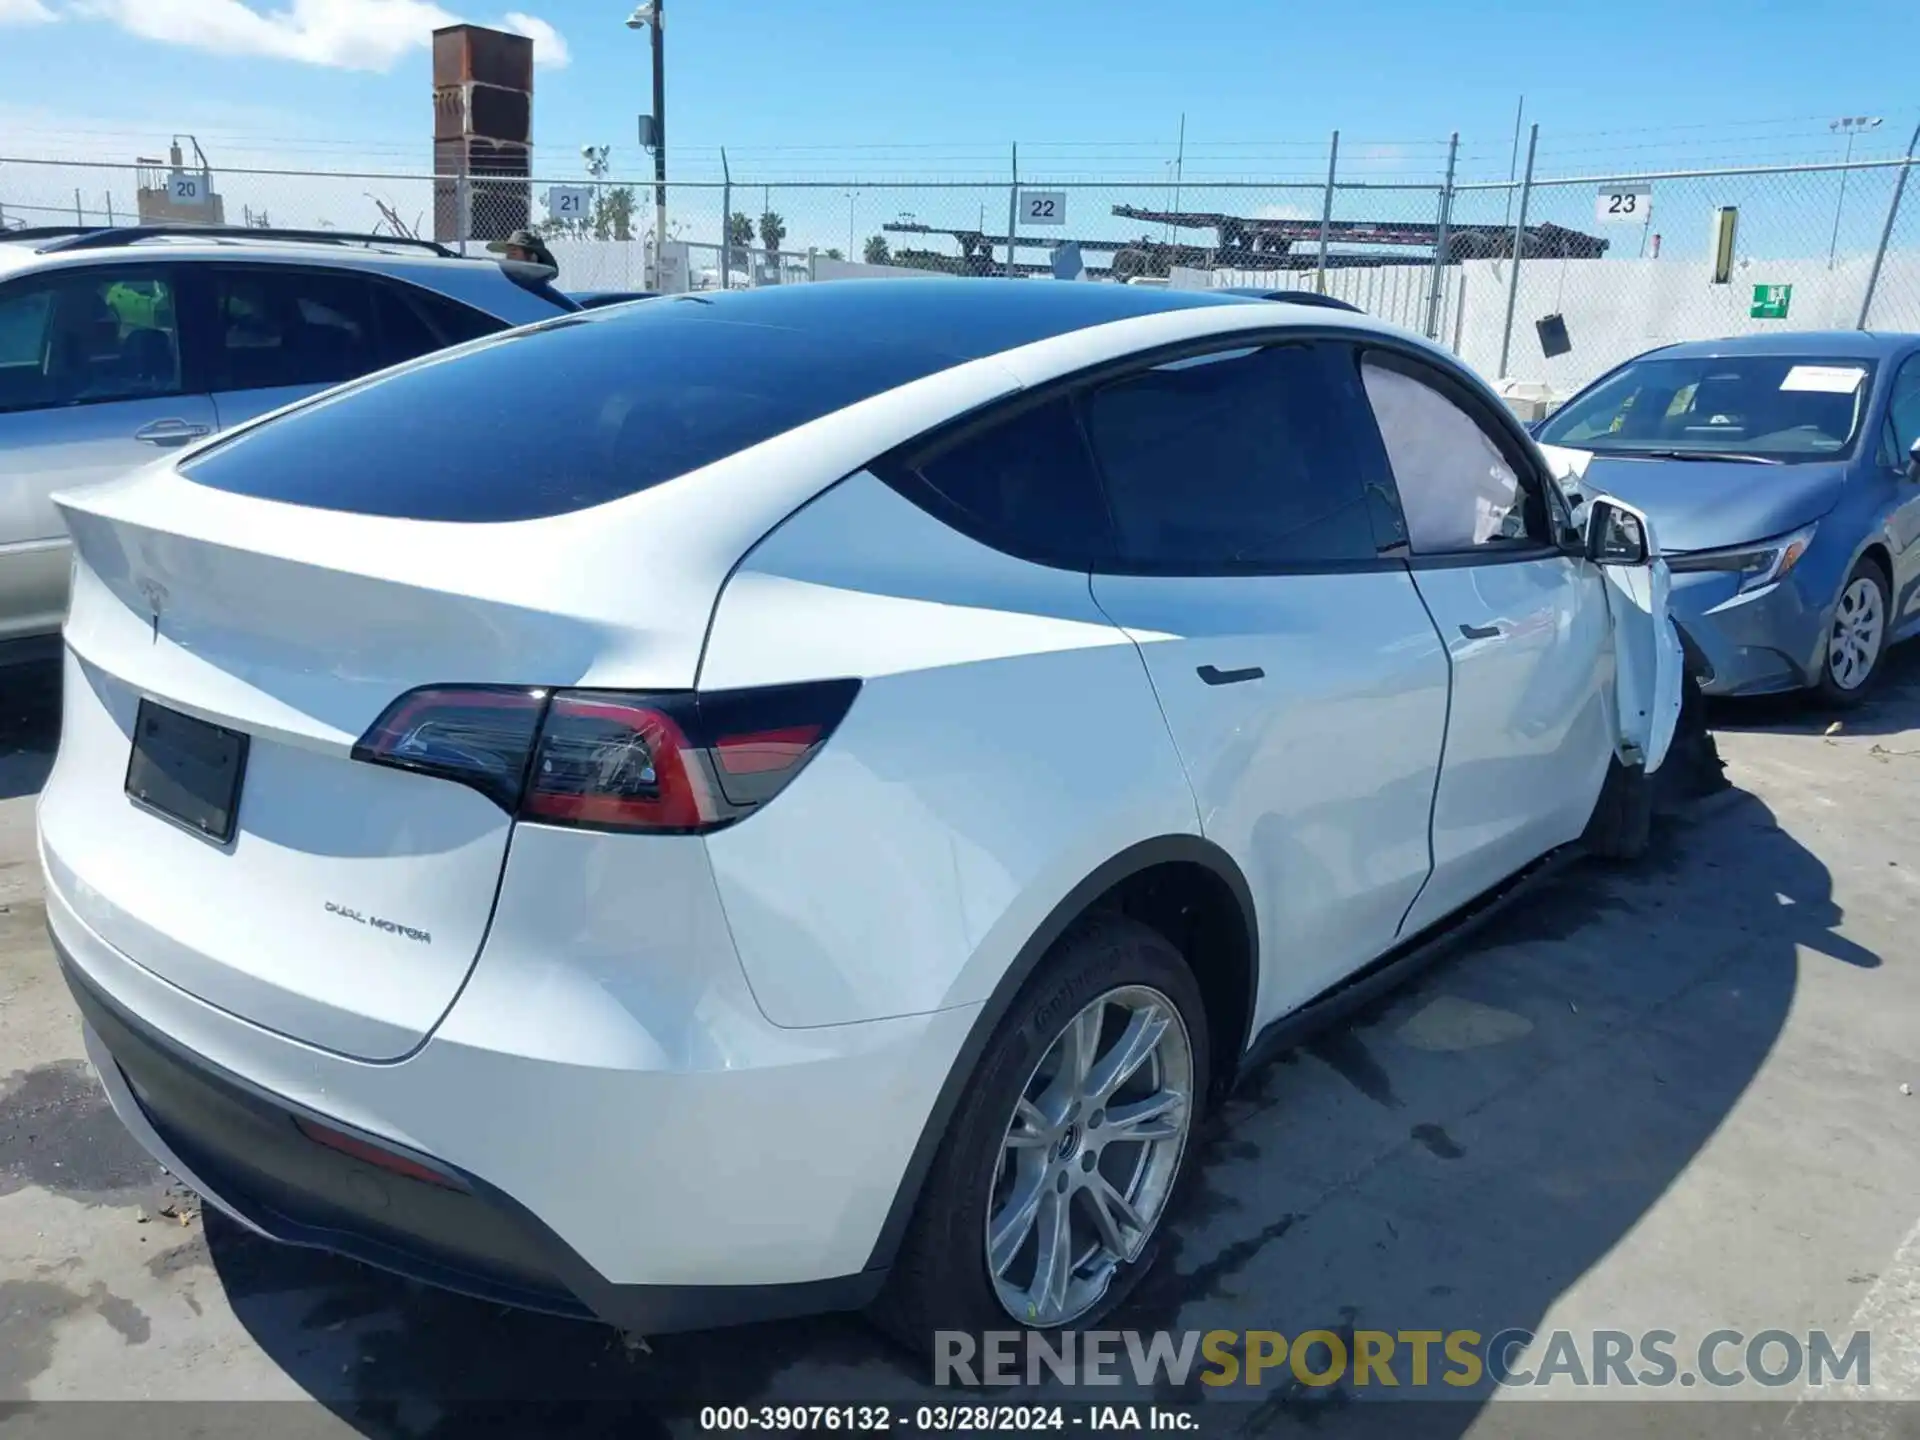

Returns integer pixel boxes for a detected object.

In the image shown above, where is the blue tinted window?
[1083,343,1381,568]
[905,398,1112,567]
[181,302,968,522]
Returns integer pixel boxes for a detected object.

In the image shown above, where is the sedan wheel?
[1826,565,1889,699]
[986,985,1195,1327]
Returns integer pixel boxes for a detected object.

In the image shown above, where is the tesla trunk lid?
[43,481,722,1062]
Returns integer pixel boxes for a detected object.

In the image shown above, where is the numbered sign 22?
[546,186,592,221]
[1595,184,1652,225]
[168,174,205,205]
[1021,190,1066,227]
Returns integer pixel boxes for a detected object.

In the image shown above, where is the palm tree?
[758,210,787,255]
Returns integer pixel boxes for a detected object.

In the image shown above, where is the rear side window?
[397,283,509,349]
[180,303,965,522]
[896,398,1112,568]
[1080,343,1382,569]
[211,267,382,392]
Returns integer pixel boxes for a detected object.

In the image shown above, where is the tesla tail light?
[352,678,859,834]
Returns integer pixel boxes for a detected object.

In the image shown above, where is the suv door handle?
[133,418,211,447]
[1458,623,1502,640]
[1197,664,1265,686]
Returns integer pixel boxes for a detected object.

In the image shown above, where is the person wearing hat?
[487,229,558,273]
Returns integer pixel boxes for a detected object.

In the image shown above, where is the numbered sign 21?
[1020,190,1067,227]
[1595,184,1652,225]
[546,186,592,221]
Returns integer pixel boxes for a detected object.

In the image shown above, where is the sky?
[1,0,1917,255]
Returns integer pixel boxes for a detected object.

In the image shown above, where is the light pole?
[626,1,667,285]
[1829,115,1881,268]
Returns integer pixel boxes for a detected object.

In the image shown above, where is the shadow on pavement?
[0,659,61,802]
[204,737,1870,1437]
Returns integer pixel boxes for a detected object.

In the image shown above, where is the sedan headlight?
[1665,523,1817,595]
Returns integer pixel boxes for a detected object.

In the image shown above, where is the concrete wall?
[1288,249,1920,394]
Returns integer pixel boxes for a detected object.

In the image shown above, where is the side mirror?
[1585,498,1650,567]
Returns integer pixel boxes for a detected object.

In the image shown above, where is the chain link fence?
[3,141,1917,393]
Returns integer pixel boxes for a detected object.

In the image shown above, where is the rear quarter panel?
[696,470,1200,1030]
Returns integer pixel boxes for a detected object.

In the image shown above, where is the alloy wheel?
[1829,576,1886,692]
[984,984,1194,1327]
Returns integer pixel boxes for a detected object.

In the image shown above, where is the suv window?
[180,298,964,522]
[1080,343,1381,569]
[210,267,383,392]
[1360,357,1534,554]
[0,269,183,414]
[901,397,1112,568]
[1890,352,1920,457]
[376,282,507,365]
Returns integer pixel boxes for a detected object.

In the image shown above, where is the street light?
[627,0,667,286]
[1828,115,1882,268]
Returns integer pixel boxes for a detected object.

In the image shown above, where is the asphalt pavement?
[3,653,1919,1438]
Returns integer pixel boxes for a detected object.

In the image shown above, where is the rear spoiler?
[498,258,580,312]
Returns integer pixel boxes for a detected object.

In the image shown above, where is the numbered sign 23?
[1595,184,1652,225]
[1020,190,1067,226]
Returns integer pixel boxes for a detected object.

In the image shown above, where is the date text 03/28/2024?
[698,1405,1196,1433]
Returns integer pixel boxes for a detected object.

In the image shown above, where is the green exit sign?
[1751,284,1792,319]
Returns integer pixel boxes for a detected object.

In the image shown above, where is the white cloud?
[501,10,566,67]
[68,0,569,73]
[0,0,58,23]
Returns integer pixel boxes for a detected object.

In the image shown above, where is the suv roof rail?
[1,225,101,244]
[33,225,457,258]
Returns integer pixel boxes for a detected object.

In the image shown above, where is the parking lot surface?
[3,654,1919,1436]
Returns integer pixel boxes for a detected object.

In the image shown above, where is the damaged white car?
[41,281,1683,1348]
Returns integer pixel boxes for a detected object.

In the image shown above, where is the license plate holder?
[125,700,249,844]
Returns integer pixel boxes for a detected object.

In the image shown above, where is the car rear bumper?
[45,847,980,1333]
[65,947,888,1332]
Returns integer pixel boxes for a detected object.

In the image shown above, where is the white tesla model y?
[38,279,1679,1342]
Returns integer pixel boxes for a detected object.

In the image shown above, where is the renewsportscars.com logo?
[935,1328,1874,1391]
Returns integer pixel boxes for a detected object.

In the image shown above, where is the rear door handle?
[1458,623,1502,640]
[1197,664,1265,686]
[133,418,211,447]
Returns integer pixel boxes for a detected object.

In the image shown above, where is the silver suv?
[0,225,575,661]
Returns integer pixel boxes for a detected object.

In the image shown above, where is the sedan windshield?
[1538,354,1877,462]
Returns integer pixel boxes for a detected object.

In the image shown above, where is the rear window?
[179,301,965,522]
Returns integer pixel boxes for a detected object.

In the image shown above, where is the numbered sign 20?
[168,174,206,206]
[546,186,592,221]
[1020,190,1066,227]
[1595,184,1652,225]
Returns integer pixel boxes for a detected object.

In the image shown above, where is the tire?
[1583,755,1653,860]
[870,912,1210,1350]
[1816,556,1891,709]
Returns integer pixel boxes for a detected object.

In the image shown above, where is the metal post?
[1501,95,1524,229]
[720,147,731,290]
[1498,124,1539,379]
[1858,120,1920,329]
[650,0,668,290]
[1829,131,1856,269]
[1424,133,1459,338]
[1316,130,1339,294]
[456,156,470,257]
[74,188,83,225]
[1004,143,1018,279]
[105,193,114,226]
